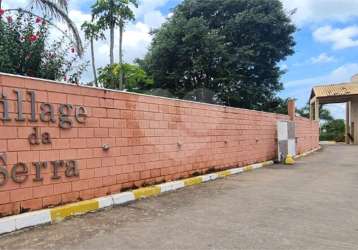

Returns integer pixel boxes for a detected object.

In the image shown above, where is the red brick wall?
[0,74,319,216]
[295,117,320,155]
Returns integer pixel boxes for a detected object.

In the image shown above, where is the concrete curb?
[294,147,321,159]
[0,160,274,235]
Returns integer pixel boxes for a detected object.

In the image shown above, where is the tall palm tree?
[92,0,116,65]
[118,0,138,90]
[82,20,105,87]
[2,0,83,56]
[91,0,138,89]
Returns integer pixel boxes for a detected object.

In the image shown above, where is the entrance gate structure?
[310,74,358,144]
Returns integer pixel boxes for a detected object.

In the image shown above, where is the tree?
[117,0,138,90]
[0,0,83,56]
[81,20,105,87]
[98,63,153,91]
[91,0,138,88]
[320,119,345,142]
[141,0,296,111]
[297,104,344,142]
[92,0,116,66]
[297,104,334,121]
[0,12,86,82]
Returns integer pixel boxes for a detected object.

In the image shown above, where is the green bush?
[98,63,153,91]
[320,119,345,142]
[0,11,86,83]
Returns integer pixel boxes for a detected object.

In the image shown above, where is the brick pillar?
[288,99,296,121]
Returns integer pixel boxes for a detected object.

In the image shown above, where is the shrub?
[98,63,153,91]
[0,11,87,83]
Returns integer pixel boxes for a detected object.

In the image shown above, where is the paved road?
[1,145,358,250]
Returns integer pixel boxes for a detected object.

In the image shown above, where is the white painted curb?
[294,147,321,159]
[0,160,277,236]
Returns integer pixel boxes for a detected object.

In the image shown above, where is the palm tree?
[92,0,116,65]
[118,0,138,90]
[91,0,138,89]
[82,20,105,87]
[2,0,83,56]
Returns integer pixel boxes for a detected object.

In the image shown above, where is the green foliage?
[2,0,84,55]
[262,97,290,115]
[33,0,84,54]
[141,0,296,111]
[297,104,334,121]
[81,20,105,86]
[297,104,344,142]
[98,63,153,91]
[320,108,334,121]
[91,0,138,67]
[92,0,138,28]
[81,21,105,41]
[0,12,86,82]
[320,119,345,142]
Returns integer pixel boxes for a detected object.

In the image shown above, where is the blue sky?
[4,0,358,118]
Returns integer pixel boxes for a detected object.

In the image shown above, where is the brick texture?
[0,74,320,216]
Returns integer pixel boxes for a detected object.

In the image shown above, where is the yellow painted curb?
[244,165,253,172]
[184,177,203,186]
[218,170,231,178]
[0,159,278,236]
[294,147,321,159]
[262,161,273,166]
[133,186,161,199]
[50,200,99,222]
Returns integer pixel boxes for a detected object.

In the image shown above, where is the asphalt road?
[1,145,358,250]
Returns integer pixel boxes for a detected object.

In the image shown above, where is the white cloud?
[310,53,335,64]
[283,64,358,119]
[286,63,358,89]
[313,25,358,50]
[144,10,166,29]
[133,0,170,18]
[280,63,288,71]
[2,0,28,9]
[280,0,358,25]
[325,103,346,120]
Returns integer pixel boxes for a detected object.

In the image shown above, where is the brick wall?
[295,117,320,155]
[0,73,319,217]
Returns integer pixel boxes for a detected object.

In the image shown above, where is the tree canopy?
[140,0,296,111]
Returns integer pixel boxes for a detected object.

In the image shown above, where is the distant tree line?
[297,105,345,142]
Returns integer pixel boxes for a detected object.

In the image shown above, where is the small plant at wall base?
[0,12,87,82]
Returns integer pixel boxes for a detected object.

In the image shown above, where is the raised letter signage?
[0,88,87,188]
